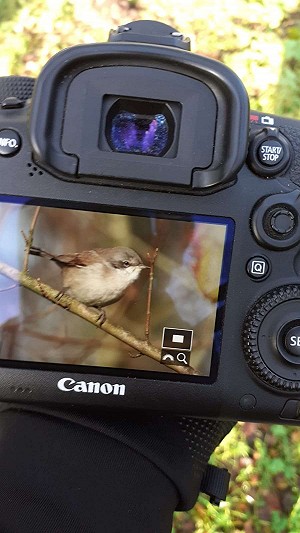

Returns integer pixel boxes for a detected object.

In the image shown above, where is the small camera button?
[262,204,297,242]
[251,191,300,250]
[257,139,284,167]
[247,127,291,177]
[270,208,295,235]
[276,319,300,365]
[1,97,24,109]
[246,256,270,280]
[280,400,300,420]
[283,325,300,357]
[0,128,21,157]
[239,394,257,410]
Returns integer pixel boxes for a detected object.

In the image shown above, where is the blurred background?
[1,0,300,531]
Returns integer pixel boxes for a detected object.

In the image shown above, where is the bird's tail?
[29,246,55,259]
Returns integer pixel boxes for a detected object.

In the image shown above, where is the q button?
[0,129,21,156]
[246,256,270,280]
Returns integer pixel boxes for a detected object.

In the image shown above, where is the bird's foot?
[93,307,106,326]
[55,290,65,302]
[55,289,73,310]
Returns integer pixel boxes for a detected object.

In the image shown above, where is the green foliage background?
[2,0,300,117]
[1,1,300,531]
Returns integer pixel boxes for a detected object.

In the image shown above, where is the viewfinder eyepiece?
[106,98,174,156]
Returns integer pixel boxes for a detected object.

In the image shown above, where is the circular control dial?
[263,205,297,240]
[243,285,300,391]
[251,190,300,250]
[270,208,295,234]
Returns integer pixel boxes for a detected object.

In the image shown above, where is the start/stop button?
[247,127,291,177]
[257,139,284,166]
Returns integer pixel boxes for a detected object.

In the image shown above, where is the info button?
[246,256,270,280]
[0,129,21,157]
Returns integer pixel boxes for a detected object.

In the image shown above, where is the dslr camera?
[1,20,300,425]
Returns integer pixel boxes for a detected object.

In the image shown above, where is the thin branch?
[145,248,158,343]
[0,260,199,376]
[0,283,18,292]
[22,206,41,272]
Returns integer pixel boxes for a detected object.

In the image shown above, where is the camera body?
[1,21,300,424]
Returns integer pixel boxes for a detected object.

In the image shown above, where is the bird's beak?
[141,265,151,269]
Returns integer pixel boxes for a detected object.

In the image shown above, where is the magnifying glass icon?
[177,352,188,365]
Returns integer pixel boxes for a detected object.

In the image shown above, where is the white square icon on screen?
[172,334,185,343]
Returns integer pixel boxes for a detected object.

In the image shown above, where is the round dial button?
[251,190,300,250]
[247,127,291,177]
[239,394,257,410]
[0,129,21,156]
[257,139,284,167]
[269,208,295,236]
[246,256,270,280]
[284,325,300,357]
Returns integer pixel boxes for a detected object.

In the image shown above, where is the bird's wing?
[53,253,87,268]
[55,250,104,268]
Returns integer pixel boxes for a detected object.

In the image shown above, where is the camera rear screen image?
[0,199,234,381]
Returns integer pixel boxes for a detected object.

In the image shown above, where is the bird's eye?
[123,260,130,268]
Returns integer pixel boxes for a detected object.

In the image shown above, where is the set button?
[278,321,300,360]
[276,318,300,365]
[284,325,300,357]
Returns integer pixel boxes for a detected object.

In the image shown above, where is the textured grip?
[0,76,35,103]
[282,125,300,188]
[178,417,234,476]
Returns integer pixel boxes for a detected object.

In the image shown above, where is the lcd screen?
[0,199,234,381]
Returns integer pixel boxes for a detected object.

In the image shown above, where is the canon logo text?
[57,378,126,395]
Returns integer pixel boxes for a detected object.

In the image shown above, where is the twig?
[0,260,199,376]
[0,283,18,292]
[145,248,158,343]
[22,206,41,272]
